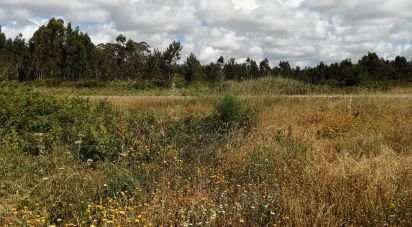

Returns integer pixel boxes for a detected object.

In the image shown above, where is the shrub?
[43,78,63,87]
[215,94,255,125]
[74,80,103,88]
[132,80,156,90]
[218,77,310,95]
[0,86,121,161]
[173,74,187,88]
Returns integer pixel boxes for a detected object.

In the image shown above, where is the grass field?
[1,82,412,226]
[6,77,412,97]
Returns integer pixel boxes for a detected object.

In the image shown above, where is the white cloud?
[0,0,411,66]
[232,0,258,14]
[199,46,223,62]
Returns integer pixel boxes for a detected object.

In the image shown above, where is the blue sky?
[1,0,411,66]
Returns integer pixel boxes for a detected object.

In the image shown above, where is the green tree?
[184,53,204,83]
[62,25,95,80]
[0,26,5,49]
[245,58,259,79]
[259,58,271,77]
[161,41,182,87]
[224,58,237,80]
[393,56,409,80]
[145,49,163,85]
[95,43,117,80]
[29,18,66,80]
[338,58,359,86]
[11,34,29,81]
[204,63,222,81]
[279,61,292,77]
[358,52,384,82]
[0,26,11,80]
[123,39,150,79]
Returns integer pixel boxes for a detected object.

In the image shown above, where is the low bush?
[42,78,63,87]
[132,80,157,90]
[218,77,312,95]
[215,94,255,126]
[0,86,121,160]
[74,80,104,88]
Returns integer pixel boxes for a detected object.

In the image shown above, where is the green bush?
[173,74,187,88]
[218,77,310,95]
[0,86,121,161]
[215,94,255,125]
[74,80,104,88]
[132,80,157,90]
[44,78,63,87]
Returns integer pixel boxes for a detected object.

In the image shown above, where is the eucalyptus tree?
[123,39,150,80]
[0,26,5,49]
[245,57,259,80]
[278,61,292,77]
[259,58,271,77]
[11,34,30,81]
[0,27,11,80]
[62,23,95,80]
[29,18,66,80]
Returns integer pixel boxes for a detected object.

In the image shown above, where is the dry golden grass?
[83,96,194,109]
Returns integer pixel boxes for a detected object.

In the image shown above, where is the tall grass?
[10,76,411,97]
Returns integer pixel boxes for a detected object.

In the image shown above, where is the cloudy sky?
[0,0,411,66]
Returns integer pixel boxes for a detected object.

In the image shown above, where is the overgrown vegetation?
[0,86,123,161]
[0,86,254,161]
[1,85,412,226]
[215,94,255,125]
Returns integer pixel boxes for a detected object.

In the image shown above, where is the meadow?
[9,77,412,97]
[0,79,412,226]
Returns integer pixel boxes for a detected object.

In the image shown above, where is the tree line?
[1,18,412,87]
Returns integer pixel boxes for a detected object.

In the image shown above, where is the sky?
[0,0,411,66]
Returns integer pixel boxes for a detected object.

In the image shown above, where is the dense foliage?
[0,85,124,160]
[216,94,255,125]
[0,85,255,162]
[1,18,412,87]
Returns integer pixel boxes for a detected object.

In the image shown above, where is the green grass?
[5,77,412,97]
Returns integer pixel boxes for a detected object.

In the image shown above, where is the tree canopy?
[1,18,412,87]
